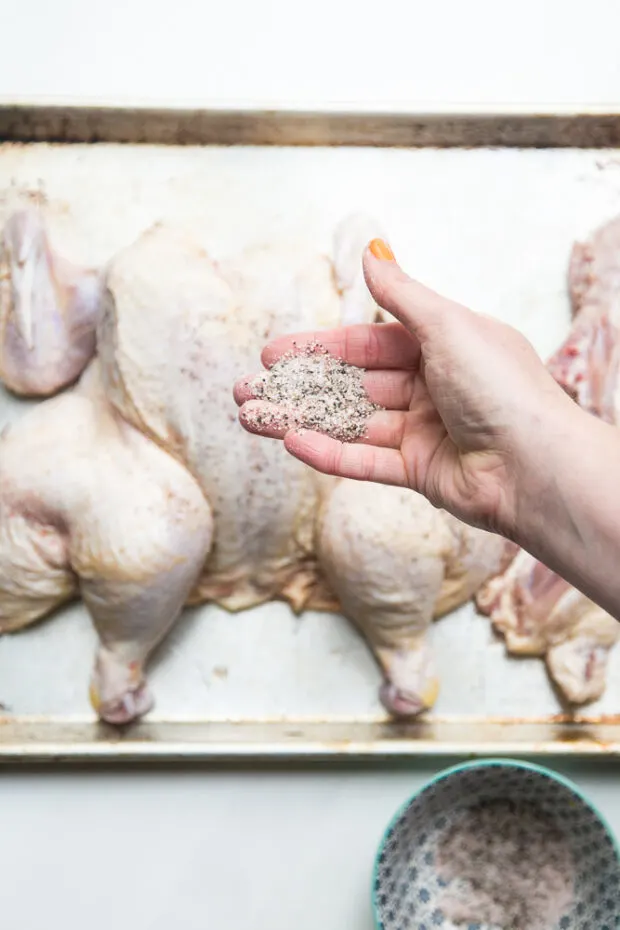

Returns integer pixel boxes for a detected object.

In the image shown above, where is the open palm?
[234,248,571,537]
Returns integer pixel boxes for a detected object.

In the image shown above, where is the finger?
[357,410,408,448]
[363,369,415,410]
[233,374,257,406]
[359,400,444,449]
[238,400,293,438]
[283,430,408,486]
[261,322,419,371]
[363,242,465,339]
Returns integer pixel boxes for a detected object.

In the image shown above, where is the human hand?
[234,240,574,538]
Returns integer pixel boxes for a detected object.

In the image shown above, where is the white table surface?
[2,1,620,928]
[0,760,619,930]
[1,0,619,111]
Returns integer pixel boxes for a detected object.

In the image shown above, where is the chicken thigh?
[477,214,620,705]
[317,482,504,715]
[0,198,102,396]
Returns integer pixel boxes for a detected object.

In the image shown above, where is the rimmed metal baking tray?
[1,103,620,763]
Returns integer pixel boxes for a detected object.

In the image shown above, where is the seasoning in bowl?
[436,797,575,928]
[373,760,620,930]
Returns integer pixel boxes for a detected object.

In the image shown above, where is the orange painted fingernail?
[369,238,395,261]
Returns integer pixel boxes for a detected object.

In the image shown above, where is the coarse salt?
[249,341,381,442]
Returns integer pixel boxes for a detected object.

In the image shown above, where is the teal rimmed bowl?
[373,759,620,930]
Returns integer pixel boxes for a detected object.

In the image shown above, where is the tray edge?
[2,106,620,148]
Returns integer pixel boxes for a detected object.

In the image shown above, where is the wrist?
[509,397,620,615]
[507,392,586,553]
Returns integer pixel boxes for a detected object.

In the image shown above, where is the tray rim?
[2,103,620,148]
[2,718,620,763]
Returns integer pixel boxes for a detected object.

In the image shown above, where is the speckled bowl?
[373,759,620,930]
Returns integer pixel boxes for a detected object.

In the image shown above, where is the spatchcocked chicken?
[0,203,504,723]
[478,214,620,705]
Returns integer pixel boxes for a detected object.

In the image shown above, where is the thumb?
[363,239,462,339]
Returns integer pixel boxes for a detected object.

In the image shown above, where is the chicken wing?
[0,200,101,396]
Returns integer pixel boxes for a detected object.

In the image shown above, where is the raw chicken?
[317,481,503,715]
[0,198,101,396]
[0,212,503,723]
[0,361,212,723]
[477,214,620,705]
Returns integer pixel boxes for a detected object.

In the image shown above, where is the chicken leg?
[318,480,504,715]
[0,361,212,722]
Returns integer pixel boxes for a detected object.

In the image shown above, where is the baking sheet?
[2,112,620,760]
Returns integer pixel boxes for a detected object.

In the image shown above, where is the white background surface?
[2,2,620,928]
[1,761,620,930]
[1,0,619,111]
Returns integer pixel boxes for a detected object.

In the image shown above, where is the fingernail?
[369,238,395,261]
